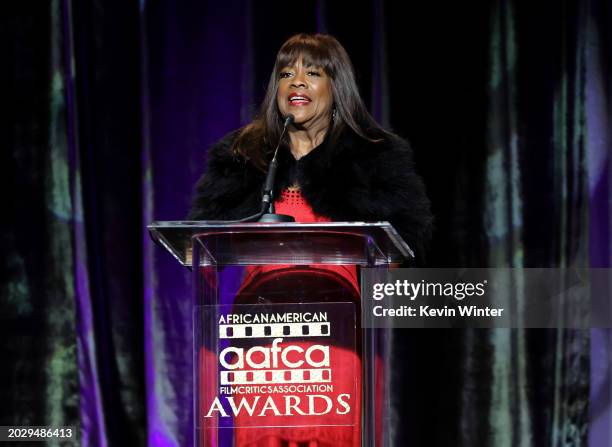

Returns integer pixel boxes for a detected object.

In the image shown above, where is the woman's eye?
[279,72,292,78]
[308,71,321,76]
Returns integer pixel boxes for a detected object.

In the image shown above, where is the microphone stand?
[219,115,295,224]
[258,115,295,223]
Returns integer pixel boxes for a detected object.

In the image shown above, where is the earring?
[332,108,337,122]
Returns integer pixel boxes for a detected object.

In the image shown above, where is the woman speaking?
[189,33,433,447]
[188,33,432,260]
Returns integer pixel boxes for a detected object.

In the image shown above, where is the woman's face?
[276,57,333,129]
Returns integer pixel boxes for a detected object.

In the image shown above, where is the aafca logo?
[204,313,353,419]
[219,319,332,385]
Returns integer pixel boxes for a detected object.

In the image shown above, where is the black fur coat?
[188,127,433,263]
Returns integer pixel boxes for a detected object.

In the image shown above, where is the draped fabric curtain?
[461,1,591,445]
[2,1,610,446]
[2,1,145,446]
[1,3,79,442]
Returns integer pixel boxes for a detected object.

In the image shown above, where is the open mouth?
[288,93,311,105]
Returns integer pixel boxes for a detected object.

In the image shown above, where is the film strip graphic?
[219,322,330,339]
[221,368,332,385]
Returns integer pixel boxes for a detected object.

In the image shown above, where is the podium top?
[148,221,413,267]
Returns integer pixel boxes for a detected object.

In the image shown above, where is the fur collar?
[188,127,433,262]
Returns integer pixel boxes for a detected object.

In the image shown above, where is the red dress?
[252,188,360,297]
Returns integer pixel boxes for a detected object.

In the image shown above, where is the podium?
[148,221,412,447]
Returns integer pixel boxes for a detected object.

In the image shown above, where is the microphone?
[258,114,295,223]
[282,113,295,128]
[212,114,295,224]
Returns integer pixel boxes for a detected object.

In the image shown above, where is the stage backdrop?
[1,0,611,446]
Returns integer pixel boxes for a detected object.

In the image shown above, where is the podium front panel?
[191,232,393,447]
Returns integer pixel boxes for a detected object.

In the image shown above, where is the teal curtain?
[460,1,591,445]
[2,1,146,445]
[1,0,79,441]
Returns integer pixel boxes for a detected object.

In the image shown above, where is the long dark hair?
[233,33,387,170]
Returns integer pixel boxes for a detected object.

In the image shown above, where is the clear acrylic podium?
[148,221,412,447]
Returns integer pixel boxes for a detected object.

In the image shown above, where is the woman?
[188,33,432,260]
[190,33,433,447]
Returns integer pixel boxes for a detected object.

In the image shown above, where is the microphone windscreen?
[284,114,295,126]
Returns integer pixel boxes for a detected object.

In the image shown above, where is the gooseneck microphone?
[226,114,295,223]
[258,114,296,222]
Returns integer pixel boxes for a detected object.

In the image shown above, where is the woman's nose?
[291,71,307,87]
